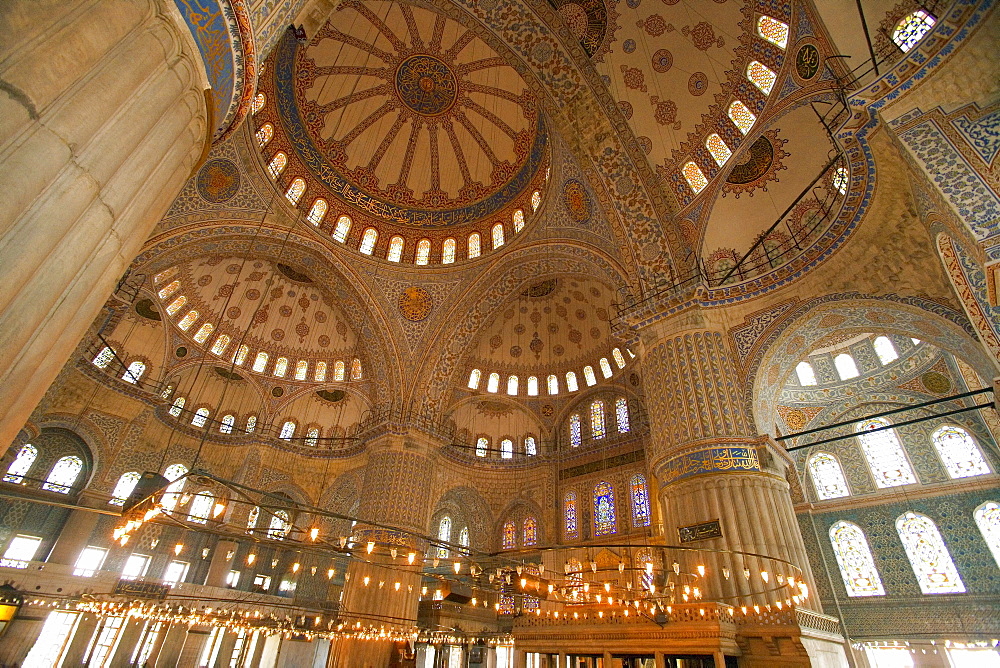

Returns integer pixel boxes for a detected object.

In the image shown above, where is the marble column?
[205,539,238,588]
[0,0,210,450]
[46,492,105,566]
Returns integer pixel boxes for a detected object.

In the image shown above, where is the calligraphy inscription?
[679,519,723,543]
[661,446,761,483]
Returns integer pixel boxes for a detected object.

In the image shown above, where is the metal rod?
[855,0,880,76]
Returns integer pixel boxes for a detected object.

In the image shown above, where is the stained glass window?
[591,401,606,439]
[188,492,213,524]
[438,516,452,558]
[974,502,1000,569]
[757,15,789,49]
[570,414,582,447]
[305,428,320,447]
[416,239,431,265]
[728,100,757,134]
[332,215,351,243]
[796,361,817,385]
[267,152,286,179]
[896,512,965,593]
[359,228,378,255]
[314,361,327,382]
[210,335,230,356]
[507,375,519,395]
[334,360,345,381]
[256,123,273,148]
[468,233,481,259]
[92,346,115,369]
[892,10,935,53]
[165,296,186,316]
[177,310,199,331]
[581,367,595,387]
[153,267,177,284]
[251,92,265,115]
[273,357,288,378]
[566,372,578,392]
[160,385,173,400]
[746,61,777,95]
[193,323,213,344]
[808,453,850,499]
[279,421,296,440]
[616,397,630,433]
[487,373,500,393]
[833,166,849,195]
[564,492,578,537]
[476,437,489,457]
[829,521,885,596]
[502,521,516,549]
[158,280,180,300]
[501,439,513,459]
[682,161,708,194]
[122,361,146,384]
[834,353,859,380]
[191,407,210,427]
[294,360,308,381]
[566,558,583,600]
[527,376,538,396]
[459,526,470,554]
[593,481,616,536]
[169,397,185,417]
[220,414,235,434]
[524,436,537,456]
[307,198,327,226]
[443,238,456,264]
[931,425,990,478]
[268,510,291,539]
[160,464,187,510]
[3,444,36,484]
[600,358,613,378]
[387,236,404,262]
[531,190,542,212]
[251,352,268,373]
[492,223,505,249]
[43,456,83,494]
[247,506,259,532]
[547,374,559,395]
[233,345,249,366]
[613,348,626,369]
[468,369,481,389]
[245,415,257,434]
[523,517,538,546]
[350,358,362,379]
[706,134,733,166]
[856,418,917,487]
[109,471,140,506]
[631,474,651,527]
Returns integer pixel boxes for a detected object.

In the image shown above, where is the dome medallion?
[395,55,458,116]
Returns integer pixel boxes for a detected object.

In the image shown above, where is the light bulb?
[366,542,375,554]
[174,544,183,555]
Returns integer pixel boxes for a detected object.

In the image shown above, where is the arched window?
[564,492,578,538]
[153,267,177,284]
[872,336,897,364]
[569,414,582,447]
[682,161,708,194]
[706,134,733,166]
[931,425,990,478]
[527,376,538,396]
[566,371,578,392]
[191,407,210,427]
[359,228,378,255]
[193,323,213,344]
[757,15,789,48]
[728,100,756,134]
[168,396,186,417]
[746,61,777,95]
[547,374,559,395]
[252,352,268,373]
[188,491,214,524]
[507,375,518,395]
[616,397,630,433]
[387,236,404,262]
[233,345,249,366]
[92,346,115,369]
[245,415,257,434]
[3,444,37,484]
[251,92,266,115]
[591,401,606,439]
[158,280,180,300]
[856,418,917,487]
[307,198,328,226]
[501,439,513,459]
[796,361,817,386]
[279,421,296,440]
[267,152,287,179]
[583,366,597,387]
[165,296,187,316]
[459,526,470,554]
[974,502,1000,569]
[268,510,291,539]
[161,464,188,510]
[438,516,452,558]
[892,10,935,53]
[487,373,500,393]
[829,521,885,596]
[220,414,235,434]
[256,123,273,148]
[808,453,850,499]
[43,456,83,494]
[332,215,352,243]
[247,506,260,532]
[468,233,481,259]
[834,353,859,380]
[273,357,288,378]
[415,239,431,265]
[523,517,538,546]
[600,358,613,379]
[305,428,320,447]
[468,369,481,390]
[177,310,199,331]
[512,209,525,233]
[593,481,616,536]
[122,361,146,384]
[210,335,230,356]
[832,166,849,195]
[524,436,537,456]
[160,385,173,400]
[631,474,651,527]
[613,348,627,369]
[442,238,456,264]
[896,512,965,594]
[502,521,516,549]
[294,360,308,381]
[314,361,327,382]
[351,358,363,380]
[476,437,489,457]
[109,471,140,506]
[531,190,542,212]
[334,360,346,381]
[566,558,584,599]
[492,223,505,249]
